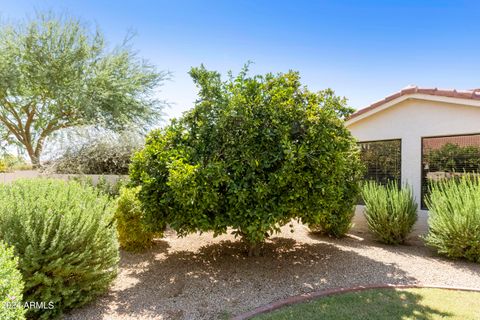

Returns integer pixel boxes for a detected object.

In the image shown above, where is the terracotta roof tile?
[348,86,480,120]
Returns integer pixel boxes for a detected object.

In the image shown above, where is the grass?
[252,288,480,320]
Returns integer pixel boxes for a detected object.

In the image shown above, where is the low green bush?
[425,175,480,262]
[0,242,26,320]
[0,179,119,319]
[362,181,418,244]
[115,186,155,251]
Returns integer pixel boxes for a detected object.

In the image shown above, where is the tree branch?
[0,113,26,145]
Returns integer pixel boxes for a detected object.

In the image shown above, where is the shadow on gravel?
[307,231,480,276]
[66,237,419,320]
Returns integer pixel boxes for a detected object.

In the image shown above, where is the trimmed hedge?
[0,242,26,320]
[0,179,119,319]
[362,181,418,244]
[425,175,480,262]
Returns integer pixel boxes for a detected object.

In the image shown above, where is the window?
[421,134,480,209]
[358,139,402,186]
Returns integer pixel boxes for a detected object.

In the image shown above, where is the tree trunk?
[25,144,41,168]
[247,241,262,257]
[29,154,40,168]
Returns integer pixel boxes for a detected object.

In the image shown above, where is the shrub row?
[360,177,480,263]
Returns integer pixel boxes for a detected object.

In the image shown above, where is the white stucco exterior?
[346,93,480,236]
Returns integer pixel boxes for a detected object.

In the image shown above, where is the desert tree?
[0,12,167,166]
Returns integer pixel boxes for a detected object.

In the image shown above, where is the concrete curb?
[231,284,480,320]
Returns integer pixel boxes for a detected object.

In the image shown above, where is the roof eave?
[346,93,480,127]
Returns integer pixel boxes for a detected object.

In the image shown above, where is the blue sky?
[2,1,480,122]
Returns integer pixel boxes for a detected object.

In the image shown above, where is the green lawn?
[252,288,480,320]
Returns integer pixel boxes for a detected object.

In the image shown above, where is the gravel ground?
[65,222,480,320]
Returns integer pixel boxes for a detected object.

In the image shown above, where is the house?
[346,86,480,235]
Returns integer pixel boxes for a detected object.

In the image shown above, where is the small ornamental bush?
[115,186,155,251]
[130,65,363,255]
[425,175,480,262]
[362,181,418,244]
[0,179,119,319]
[0,242,26,320]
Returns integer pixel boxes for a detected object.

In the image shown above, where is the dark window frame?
[357,138,402,204]
[420,132,480,210]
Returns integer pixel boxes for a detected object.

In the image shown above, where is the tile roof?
[348,86,480,120]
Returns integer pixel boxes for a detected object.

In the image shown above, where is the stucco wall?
[347,97,480,235]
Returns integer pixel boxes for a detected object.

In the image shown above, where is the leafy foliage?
[115,186,155,251]
[308,205,356,238]
[0,179,119,319]
[0,242,26,320]
[424,143,480,173]
[0,12,167,166]
[425,175,480,262]
[130,65,363,254]
[47,131,143,175]
[359,140,401,187]
[362,181,418,244]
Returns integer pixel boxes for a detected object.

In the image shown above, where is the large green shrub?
[0,242,26,320]
[130,65,363,255]
[0,179,119,319]
[115,186,155,251]
[425,175,480,262]
[362,181,418,244]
